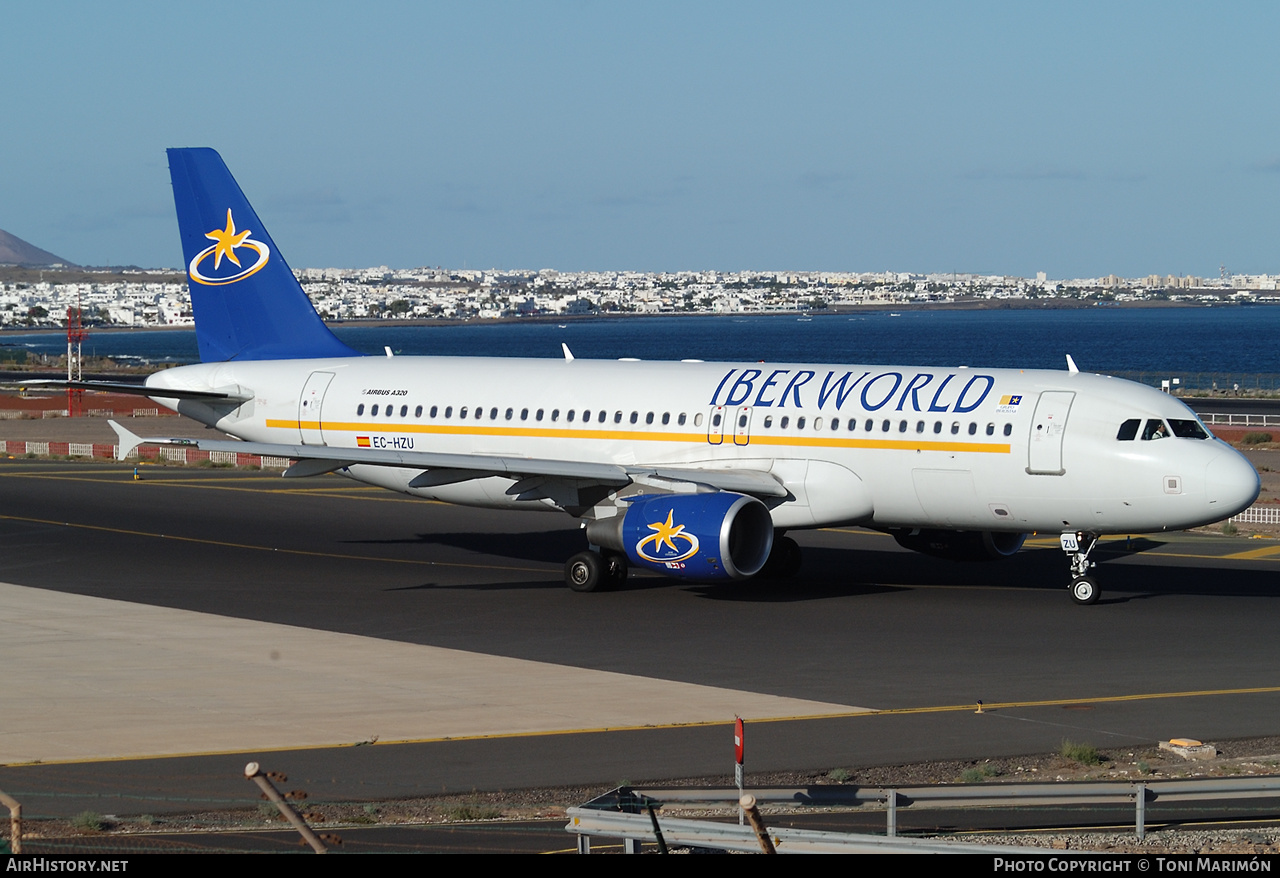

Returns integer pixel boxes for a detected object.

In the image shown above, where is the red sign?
[734,716,744,765]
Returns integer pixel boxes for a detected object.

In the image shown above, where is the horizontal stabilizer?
[7,379,251,402]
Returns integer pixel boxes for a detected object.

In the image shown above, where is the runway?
[2,458,1279,816]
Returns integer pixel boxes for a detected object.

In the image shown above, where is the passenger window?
[694,413,703,427]
[445,406,453,418]
[415,405,423,418]
[551,409,560,422]
[881,419,890,432]
[490,407,498,420]
[598,411,607,423]
[430,405,438,418]
[567,410,576,422]
[460,406,468,419]
[357,404,365,416]
[536,409,543,421]
[830,418,839,432]
[986,423,994,436]
[1117,419,1140,441]
[781,416,790,429]
[933,421,942,434]
[520,408,528,420]
[814,417,823,430]
[898,420,907,433]
[951,422,960,435]
[662,412,670,425]
[387,407,394,419]
[916,420,925,433]
[475,407,483,419]
[631,412,639,424]
[646,412,654,425]
[400,405,408,417]
[371,404,379,416]
[968,422,977,435]
[1003,423,1012,436]
[865,419,874,431]
[1141,419,1168,440]
[505,407,513,420]
[678,413,687,426]
[615,411,623,423]
[798,416,807,429]
[764,415,773,428]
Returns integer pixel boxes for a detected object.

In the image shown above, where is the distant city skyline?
[3,2,1279,277]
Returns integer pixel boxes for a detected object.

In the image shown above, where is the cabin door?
[1027,391,1074,475]
[299,371,335,445]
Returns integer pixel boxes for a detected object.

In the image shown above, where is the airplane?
[27,148,1263,604]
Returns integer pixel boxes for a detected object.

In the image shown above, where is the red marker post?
[734,716,745,824]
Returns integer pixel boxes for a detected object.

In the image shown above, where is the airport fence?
[0,439,291,470]
[1111,371,1280,396]
[1231,505,1280,525]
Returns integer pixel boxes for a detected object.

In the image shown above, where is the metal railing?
[567,776,1280,853]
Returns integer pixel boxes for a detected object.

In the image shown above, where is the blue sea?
[3,307,1278,381]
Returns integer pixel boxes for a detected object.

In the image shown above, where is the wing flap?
[106,420,632,484]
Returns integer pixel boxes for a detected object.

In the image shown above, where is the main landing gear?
[760,535,802,579]
[564,550,628,593]
[1060,531,1100,605]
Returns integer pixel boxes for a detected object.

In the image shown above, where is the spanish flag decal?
[357,436,371,447]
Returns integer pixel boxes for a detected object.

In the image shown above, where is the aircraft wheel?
[1069,576,1100,605]
[761,536,802,579]
[566,551,607,592]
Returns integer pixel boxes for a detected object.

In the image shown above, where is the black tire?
[760,536,802,579]
[1069,576,1100,605]
[566,551,606,592]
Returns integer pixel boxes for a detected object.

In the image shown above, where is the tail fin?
[167,148,360,362]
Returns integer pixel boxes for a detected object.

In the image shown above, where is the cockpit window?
[1141,419,1168,440]
[1116,419,1140,441]
[1168,419,1209,439]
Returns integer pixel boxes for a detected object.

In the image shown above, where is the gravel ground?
[23,737,1280,854]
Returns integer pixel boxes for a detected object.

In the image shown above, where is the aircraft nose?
[1206,448,1261,519]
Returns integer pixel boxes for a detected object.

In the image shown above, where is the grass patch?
[1243,432,1273,445]
[826,767,852,783]
[960,764,1001,783]
[71,811,107,833]
[442,804,503,821]
[1060,740,1103,766]
[1222,521,1239,535]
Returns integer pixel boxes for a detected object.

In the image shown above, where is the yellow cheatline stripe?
[9,685,1280,768]
[267,418,1011,454]
[0,513,553,573]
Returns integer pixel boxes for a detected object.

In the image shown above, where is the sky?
[3,2,1280,278]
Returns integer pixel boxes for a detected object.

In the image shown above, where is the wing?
[106,421,788,499]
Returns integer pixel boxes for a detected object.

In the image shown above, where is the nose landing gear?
[1061,531,1100,605]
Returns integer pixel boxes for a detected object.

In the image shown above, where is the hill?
[0,228,75,267]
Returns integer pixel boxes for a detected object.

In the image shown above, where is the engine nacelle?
[586,492,774,580]
[892,529,1027,562]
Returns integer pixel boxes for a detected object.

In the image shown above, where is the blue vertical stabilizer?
[167,148,360,362]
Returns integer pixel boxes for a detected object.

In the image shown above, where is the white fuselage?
[146,356,1261,535]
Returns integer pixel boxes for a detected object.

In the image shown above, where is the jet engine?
[586,492,774,580]
[891,529,1027,562]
